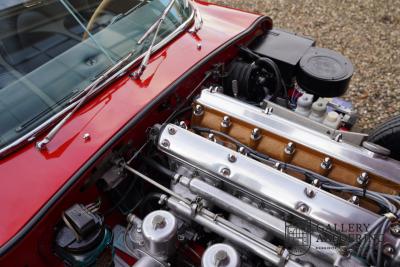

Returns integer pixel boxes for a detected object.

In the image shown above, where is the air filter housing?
[297,47,353,97]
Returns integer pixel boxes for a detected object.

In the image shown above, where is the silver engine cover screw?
[311,179,321,188]
[297,203,309,213]
[349,195,360,205]
[304,188,315,198]
[228,154,237,163]
[221,116,231,128]
[208,133,216,142]
[168,127,176,135]
[161,139,170,148]
[251,128,261,141]
[193,104,204,116]
[220,167,231,177]
[179,121,188,129]
[320,157,332,170]
[238,147,247,155]
[284,142,295,155]
[357,172,369,186]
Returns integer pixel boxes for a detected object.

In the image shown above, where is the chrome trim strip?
[0,6,195,159]
[196,89,400,183]
[158,124,379,235]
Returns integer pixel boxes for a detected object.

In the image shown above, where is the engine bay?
[53,29,400,267]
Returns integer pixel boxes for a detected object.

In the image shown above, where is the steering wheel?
[82,0,113,40]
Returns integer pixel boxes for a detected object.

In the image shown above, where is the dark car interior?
[0,0,185,148]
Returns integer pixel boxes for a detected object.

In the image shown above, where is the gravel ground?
[208,0,400,131]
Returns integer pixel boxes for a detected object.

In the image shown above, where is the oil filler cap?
[297,47,353,97]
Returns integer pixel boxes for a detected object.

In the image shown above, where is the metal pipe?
[166,197,301,267]
[187,177,283,236]
[183,177,360,264]
[123,164,189,205]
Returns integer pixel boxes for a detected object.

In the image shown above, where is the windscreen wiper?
[36,51,134,151]
[130,0,178,79]
[131,0,201,79]
[131,0,179,79]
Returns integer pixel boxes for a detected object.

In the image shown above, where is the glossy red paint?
[0,1,267,263]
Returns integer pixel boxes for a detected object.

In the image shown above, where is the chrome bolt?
[193,104,204,116]
[284,142,296,155]
[221,116,231,128]
[251,128,261,141]
[161,139,170,148]
[208,133,216,142]
[334,133,343,142]
[390,223,400,237]
[214,250,229,267]
[384,244,395,256]
[311,179,321,188]
[263,107,273,115]
[197,43,202,50]
[220,167,231,177]
[357,172,369,186]
[83,133,91,141]
[320,157,332,170]
[304,188,315,198]
[238,147,247,155]
[297,203,309,213]
[228,154,237,163]
[274,162,283,171]
[349,195,360,205]
[168,127,176,135]
[179,121,188,129]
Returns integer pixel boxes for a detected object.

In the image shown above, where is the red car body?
[0,2,271,265]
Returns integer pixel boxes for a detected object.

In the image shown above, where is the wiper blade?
[36,51,134,151]
[131,0,178,79]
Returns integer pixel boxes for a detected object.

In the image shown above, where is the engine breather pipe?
[165,196,302,267]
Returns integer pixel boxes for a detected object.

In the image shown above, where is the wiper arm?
[36,51,134,151]
[131,0,178,79]
[189,0,203,33]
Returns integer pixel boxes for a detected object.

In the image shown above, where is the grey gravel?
[209,0,400,130]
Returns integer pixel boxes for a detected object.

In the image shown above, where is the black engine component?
[225,55,287,104]
[297,47,354,97]
[250,29,315,87]
[54,204,114,266]
[225,59,268,102]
